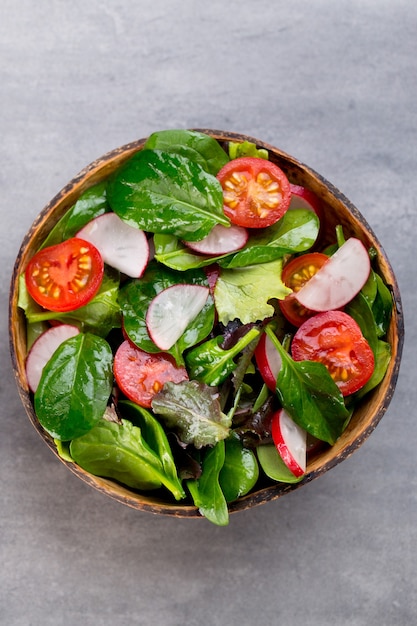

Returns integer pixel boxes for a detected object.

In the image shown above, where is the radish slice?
[146,284,210,351]
[289,184,323,219]
[184,223,248,256]
[76,212,149,277]
[295,237,370,312]
[254,332,282,391]
[271,408,307,477]
[26,324,80,392]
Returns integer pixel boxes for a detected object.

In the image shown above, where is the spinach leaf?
[187,441,229,526]
[257,444,304,484]
[118,400,185,499]
[218,433,259,502]
[185,325,262,387]
[119,261,214,364]
[70,418,178,493]
[144,129,229,176]
[265,326,350,444]
[20,269,121,337]
[219,209,320,269]
[107,149,230,241]
[345,292,391,398]
[40,182,109,248]
[152,380,232,449]
[34,333,113,441]
[372,273,393,337]
[154,233,225,271]
[214,259,291,326]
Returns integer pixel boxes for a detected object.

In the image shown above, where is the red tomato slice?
[217,157,291,228]
[25,238,104,312]
[113,340,189,408]
[291,311,375,396]
[279,252,329,326]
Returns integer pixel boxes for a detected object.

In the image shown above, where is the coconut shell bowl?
[9,130,404,520]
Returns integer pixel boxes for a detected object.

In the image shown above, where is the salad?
[18,129,393,525]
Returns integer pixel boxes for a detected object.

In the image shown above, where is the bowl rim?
[9,129,404,518]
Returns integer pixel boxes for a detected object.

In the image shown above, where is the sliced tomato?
[25,238,104,312]
[217,157,291,228]
[279,252,329,326]
[113,340,189,408]
[291,311,374,396]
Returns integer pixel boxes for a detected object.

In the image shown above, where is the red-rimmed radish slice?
[146,284,210,351]
[295,237,370,312]
[76,212,149,277]
[289,184,323,219]
[271,408,307,478]
[254,332,282,391]
[184,223,248,256]
[25,324,80,392]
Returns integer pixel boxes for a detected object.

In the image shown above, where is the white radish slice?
[271,408,307,478]
[76,212,149,277]
[254,332,282,391]
[26,324,80,392]
[295,237,370,312]
[184,223,248,256]
[146,284,210,351]
[289,183,323,218]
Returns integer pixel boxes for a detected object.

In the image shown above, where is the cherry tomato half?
[113,340,189,408]
[291,310,375,396]
[217,157,291,228]
[25,238,104,312]
[279,252,329,326]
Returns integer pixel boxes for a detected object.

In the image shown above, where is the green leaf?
[266,327,350,444]
[144,129,230,176]
[372,273,393,337]
[228,140,269,160]
[214,259,291,326]
[119,262,214,364]
[70,419,168,492]
[152,380,232,449]
[219,433,259,501]
[219,209,320,268]
[154,233,225,271]
[40,182,109,249]
[34,333,113,441]
[118,400,185,499]
[257,444,304,483]
[187,441,229,526]
[107,149,230,241]
[185,325,262,387]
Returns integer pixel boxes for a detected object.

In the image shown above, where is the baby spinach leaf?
[185,325,262,387]
[21,270,121,337]
[34,333,113,441]
[219,209,320,269]
[154,233,224,271]
[107,149,230,241]
[144,129,229,176]
[345,292,392,398]
[70,418,172,493]
[187,441,229,526]
[118,400,185,500]
[152,380,232,449]
[372,273,393,337]
[119,262,214,364]
[265,326,350,444]
[219,433,259,502]
[40,182,109,249]
[214,259,291,326]
[257,444,304,484]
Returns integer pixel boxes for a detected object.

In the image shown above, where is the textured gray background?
[1,1,416,625]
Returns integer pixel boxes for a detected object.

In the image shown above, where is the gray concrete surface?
[1,1,416,624]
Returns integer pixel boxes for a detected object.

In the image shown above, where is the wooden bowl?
[9,130,404,518]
